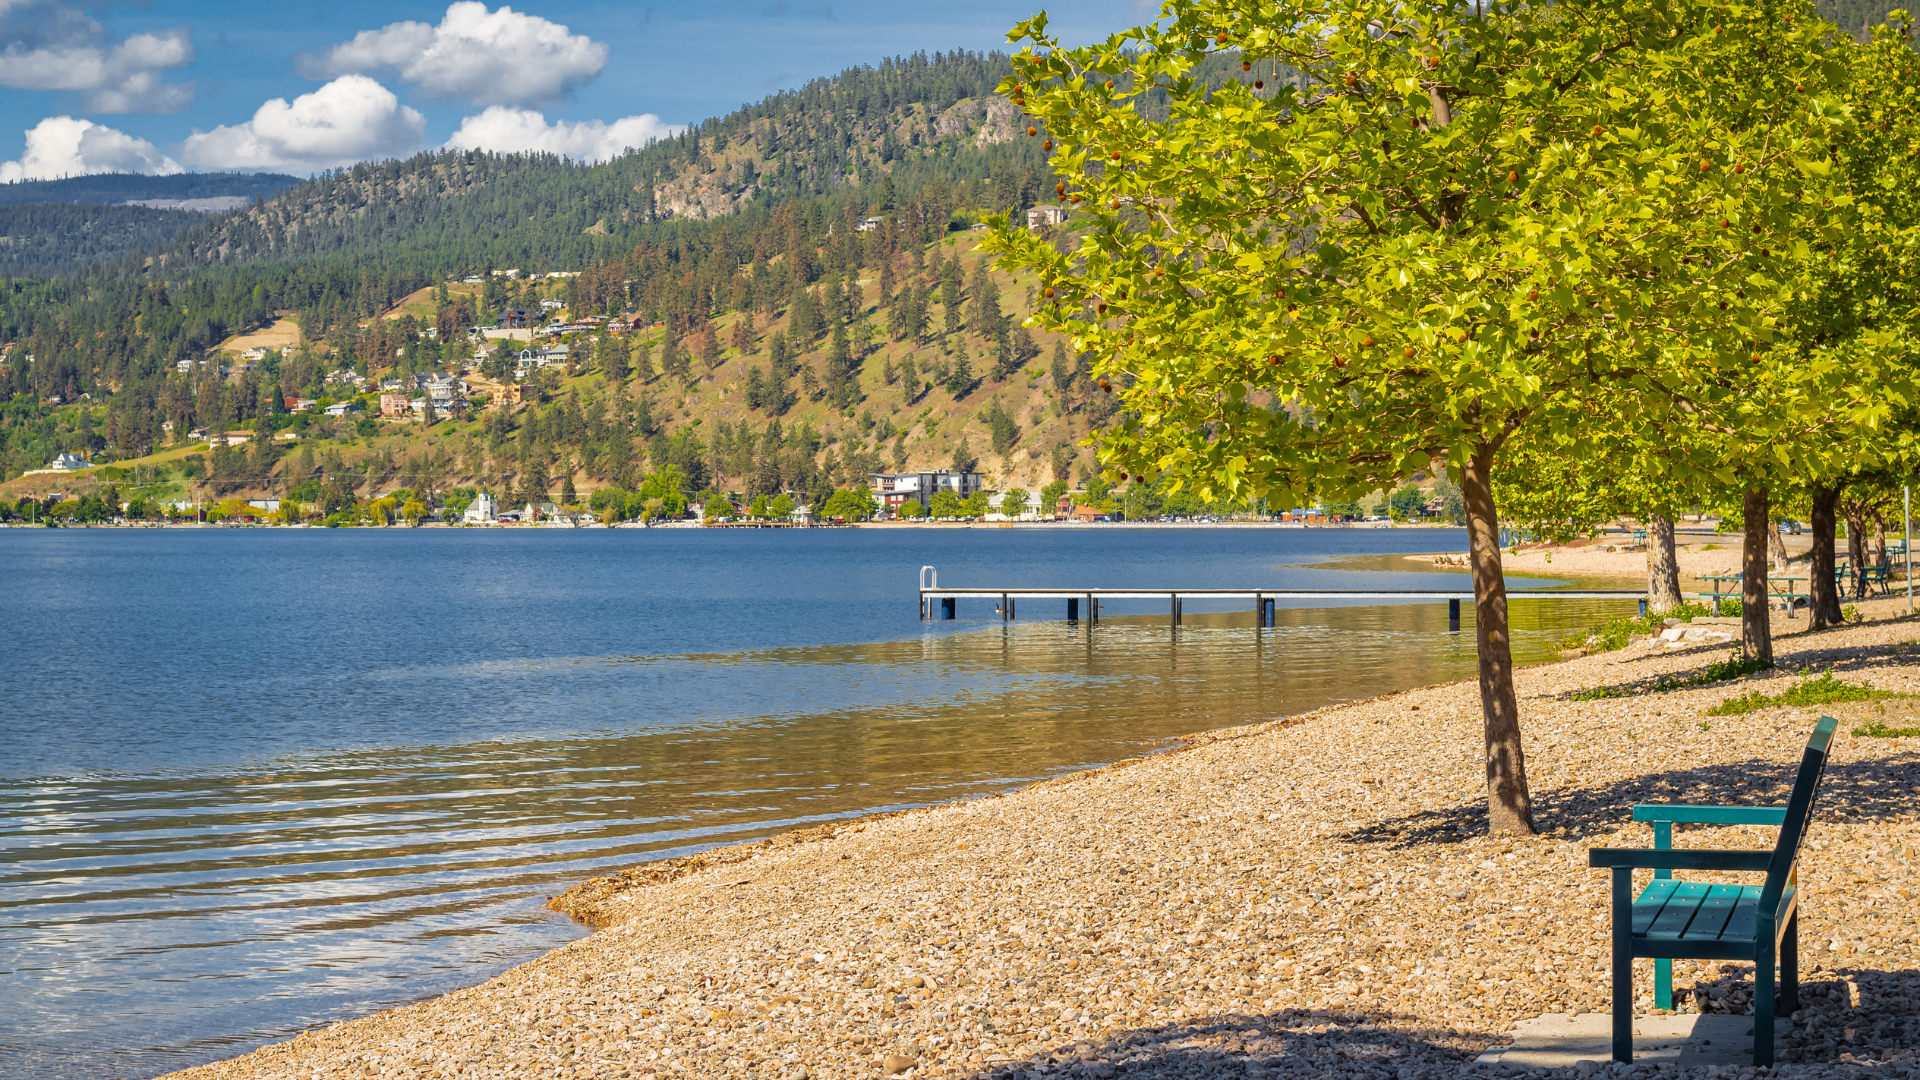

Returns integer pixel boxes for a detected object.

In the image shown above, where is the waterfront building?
[866,470,983,514]
[462,490,498,523]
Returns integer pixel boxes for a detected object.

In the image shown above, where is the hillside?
[0,172,297,208]
[0,50,1130,513]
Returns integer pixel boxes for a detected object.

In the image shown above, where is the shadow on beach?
[1335,752,1920,848]
[964,1007,1495,1079]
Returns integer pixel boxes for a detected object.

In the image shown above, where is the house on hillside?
[324,401,360,417]
[379,393,410,418]
[497,309,527,329]
[48,452,90,471]
[286,397,317,413]
[855,216,884,232]
[239,347,270,362]
[1026,205,1069,229]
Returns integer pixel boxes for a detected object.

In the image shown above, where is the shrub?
[1855,720,1920,738]
[1564,601,1713,653]
[1707,671,1894,716]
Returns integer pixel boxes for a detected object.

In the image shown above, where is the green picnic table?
[1694,574,1811,617]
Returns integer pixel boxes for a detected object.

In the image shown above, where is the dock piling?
[1067,597,1079,621]
[941,597,956,620]
[1448,598,1461,631]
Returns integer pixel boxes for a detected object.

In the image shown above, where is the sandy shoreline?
[164,589,1920,1080]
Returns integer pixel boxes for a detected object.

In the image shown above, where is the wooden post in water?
[942,597,956,620]
[1448,598,1461,631]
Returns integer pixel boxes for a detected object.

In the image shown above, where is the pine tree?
[939,259,963,336]
[602,335,630,383]
[944,350,973,399]
[967,261,1001,338]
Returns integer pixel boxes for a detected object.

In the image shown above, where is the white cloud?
[298,2,608,108]
[0,0,194,113]
[0,115,181,182]
[178,76,425,174]
[445,107,679,162]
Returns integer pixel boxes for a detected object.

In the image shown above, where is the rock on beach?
[166,594,1920,1080]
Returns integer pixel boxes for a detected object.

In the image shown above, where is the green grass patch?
[1571,686,1629,701]
[1705,671,1893,716]
[1651,652,1774,693]
[1562,601,1714,653]
[1855,720,1920,738]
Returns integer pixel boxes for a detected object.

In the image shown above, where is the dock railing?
[917,575,1647,630]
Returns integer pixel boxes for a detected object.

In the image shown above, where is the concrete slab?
[1476,1013,1784,1069]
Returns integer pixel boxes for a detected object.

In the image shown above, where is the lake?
[0,526,1637,1079]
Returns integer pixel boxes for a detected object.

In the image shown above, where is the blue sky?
[0,0,1152,181]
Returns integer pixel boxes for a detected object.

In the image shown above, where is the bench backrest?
[1631,716,1835,921]
[1759,716,1837,917]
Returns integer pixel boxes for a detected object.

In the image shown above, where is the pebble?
[161,593,1920,1080]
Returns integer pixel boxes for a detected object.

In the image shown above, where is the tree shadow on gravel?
[1662,963,1920,1068]
[1337,752,1920,848]
[955,975,1920,1079]
[1573,636,1920,687]
[961,1007,1497,1080]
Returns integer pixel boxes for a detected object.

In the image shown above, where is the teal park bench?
[1588,716,1835,1067]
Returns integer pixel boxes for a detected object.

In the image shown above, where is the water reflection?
[0,590,1634,1079]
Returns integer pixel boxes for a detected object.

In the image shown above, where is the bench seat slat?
[1631,878,1682,935]
[1678,884,1746,941]
[1643,881,1713,940]
[1721,885,1775,943]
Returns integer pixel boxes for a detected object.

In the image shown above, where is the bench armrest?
[1631,804,1788,827]
[1588,848,1774,871]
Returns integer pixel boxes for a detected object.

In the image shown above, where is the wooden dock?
[916,567,1645,629]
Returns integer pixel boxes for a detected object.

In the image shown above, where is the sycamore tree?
[987,0,1850,833]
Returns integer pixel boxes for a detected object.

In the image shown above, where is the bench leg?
[1655,958,1672,1011]
[1781,912,1800,1015]
[1612,869,1633,1063]
[1754,937,1776,1067]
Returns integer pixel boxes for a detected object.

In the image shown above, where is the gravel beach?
[165,582,1920,1080]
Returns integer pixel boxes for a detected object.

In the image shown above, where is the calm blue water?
[0,527,1633,1079]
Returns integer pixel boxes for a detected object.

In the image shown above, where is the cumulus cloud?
[178,75,425,174]
[0,115,181,182]
[0,0,194,113]
[297,2,607,108]
[444,106,679,162]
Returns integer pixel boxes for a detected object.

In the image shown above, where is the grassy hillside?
[0,227,1121,514]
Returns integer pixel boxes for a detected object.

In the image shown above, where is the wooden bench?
[1588,716,1835,1067]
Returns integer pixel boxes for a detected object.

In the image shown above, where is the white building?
[462,490,498,523]
[866,471,984,514]
[1026,205,1069,229]
[48,452,90,471]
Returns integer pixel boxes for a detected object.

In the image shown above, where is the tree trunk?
[1646,515,1683,614]
[1809,484,1843,628]
[1873,512,1889,569]
[1742,487,1773,664]
[1768,518,1790,569]
[1461,443,1536,836]
[1842,504,1872,598]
